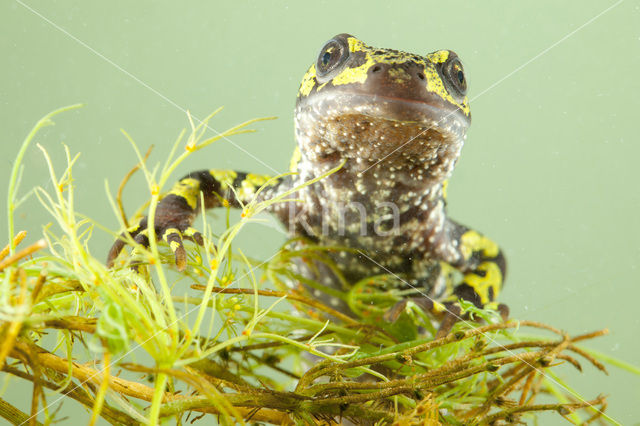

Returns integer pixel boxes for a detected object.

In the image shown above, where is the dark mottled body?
[108,34,507,331]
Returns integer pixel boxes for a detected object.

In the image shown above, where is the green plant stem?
[4,107,622,426]
[583,348,640,375]
[7,104,82,254]
[148,371,169,425]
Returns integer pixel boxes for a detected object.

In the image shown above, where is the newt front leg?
[387,223,508,337]
[107,169,283,270]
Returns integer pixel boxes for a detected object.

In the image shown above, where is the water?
[1,1,638,423]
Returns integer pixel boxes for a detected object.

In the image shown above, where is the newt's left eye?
[321,51,332,67]
[316,37,350,81]
[442,57,467,97]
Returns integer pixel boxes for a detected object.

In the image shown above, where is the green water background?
[1,1,639,424]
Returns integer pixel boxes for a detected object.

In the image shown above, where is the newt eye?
[442,56,467,97]
[321,51,332,67]
[316,36,350,81]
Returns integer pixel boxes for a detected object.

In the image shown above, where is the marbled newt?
[107,33,507,335]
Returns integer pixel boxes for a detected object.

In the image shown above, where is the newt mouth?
[295,91,469,162]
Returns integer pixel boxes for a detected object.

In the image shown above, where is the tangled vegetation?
[0,106,633,425]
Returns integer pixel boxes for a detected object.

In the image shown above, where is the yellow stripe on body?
[289,146,302,172]
[462,261,503,304]
[459,230,499,260]
[237,173,276,200]
[162,228,181,242]
[169,240,182,253]
[209,170,237,189]
[169,178,201,210]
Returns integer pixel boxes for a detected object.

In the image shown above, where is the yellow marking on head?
[442,180,449,200]
[300,36,470,117]
[289,146,302,172]
[162,228,180,242]
[462,262,502,304]
[460,230,499,260]
[169,178,200,210]
[299,64,316,97]
[209,170,237,189]
[425,50,470,115]
[426,50,450,64]
[424,63,470,116]
[347,36,365,53]
[330,37,377,86]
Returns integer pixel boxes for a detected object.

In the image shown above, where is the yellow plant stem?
[0,231,27,261]
[89,350,111,426]
[0,269,29,370]
[0,239,46,272]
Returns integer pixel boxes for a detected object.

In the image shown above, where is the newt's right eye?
[316,37,349,81]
